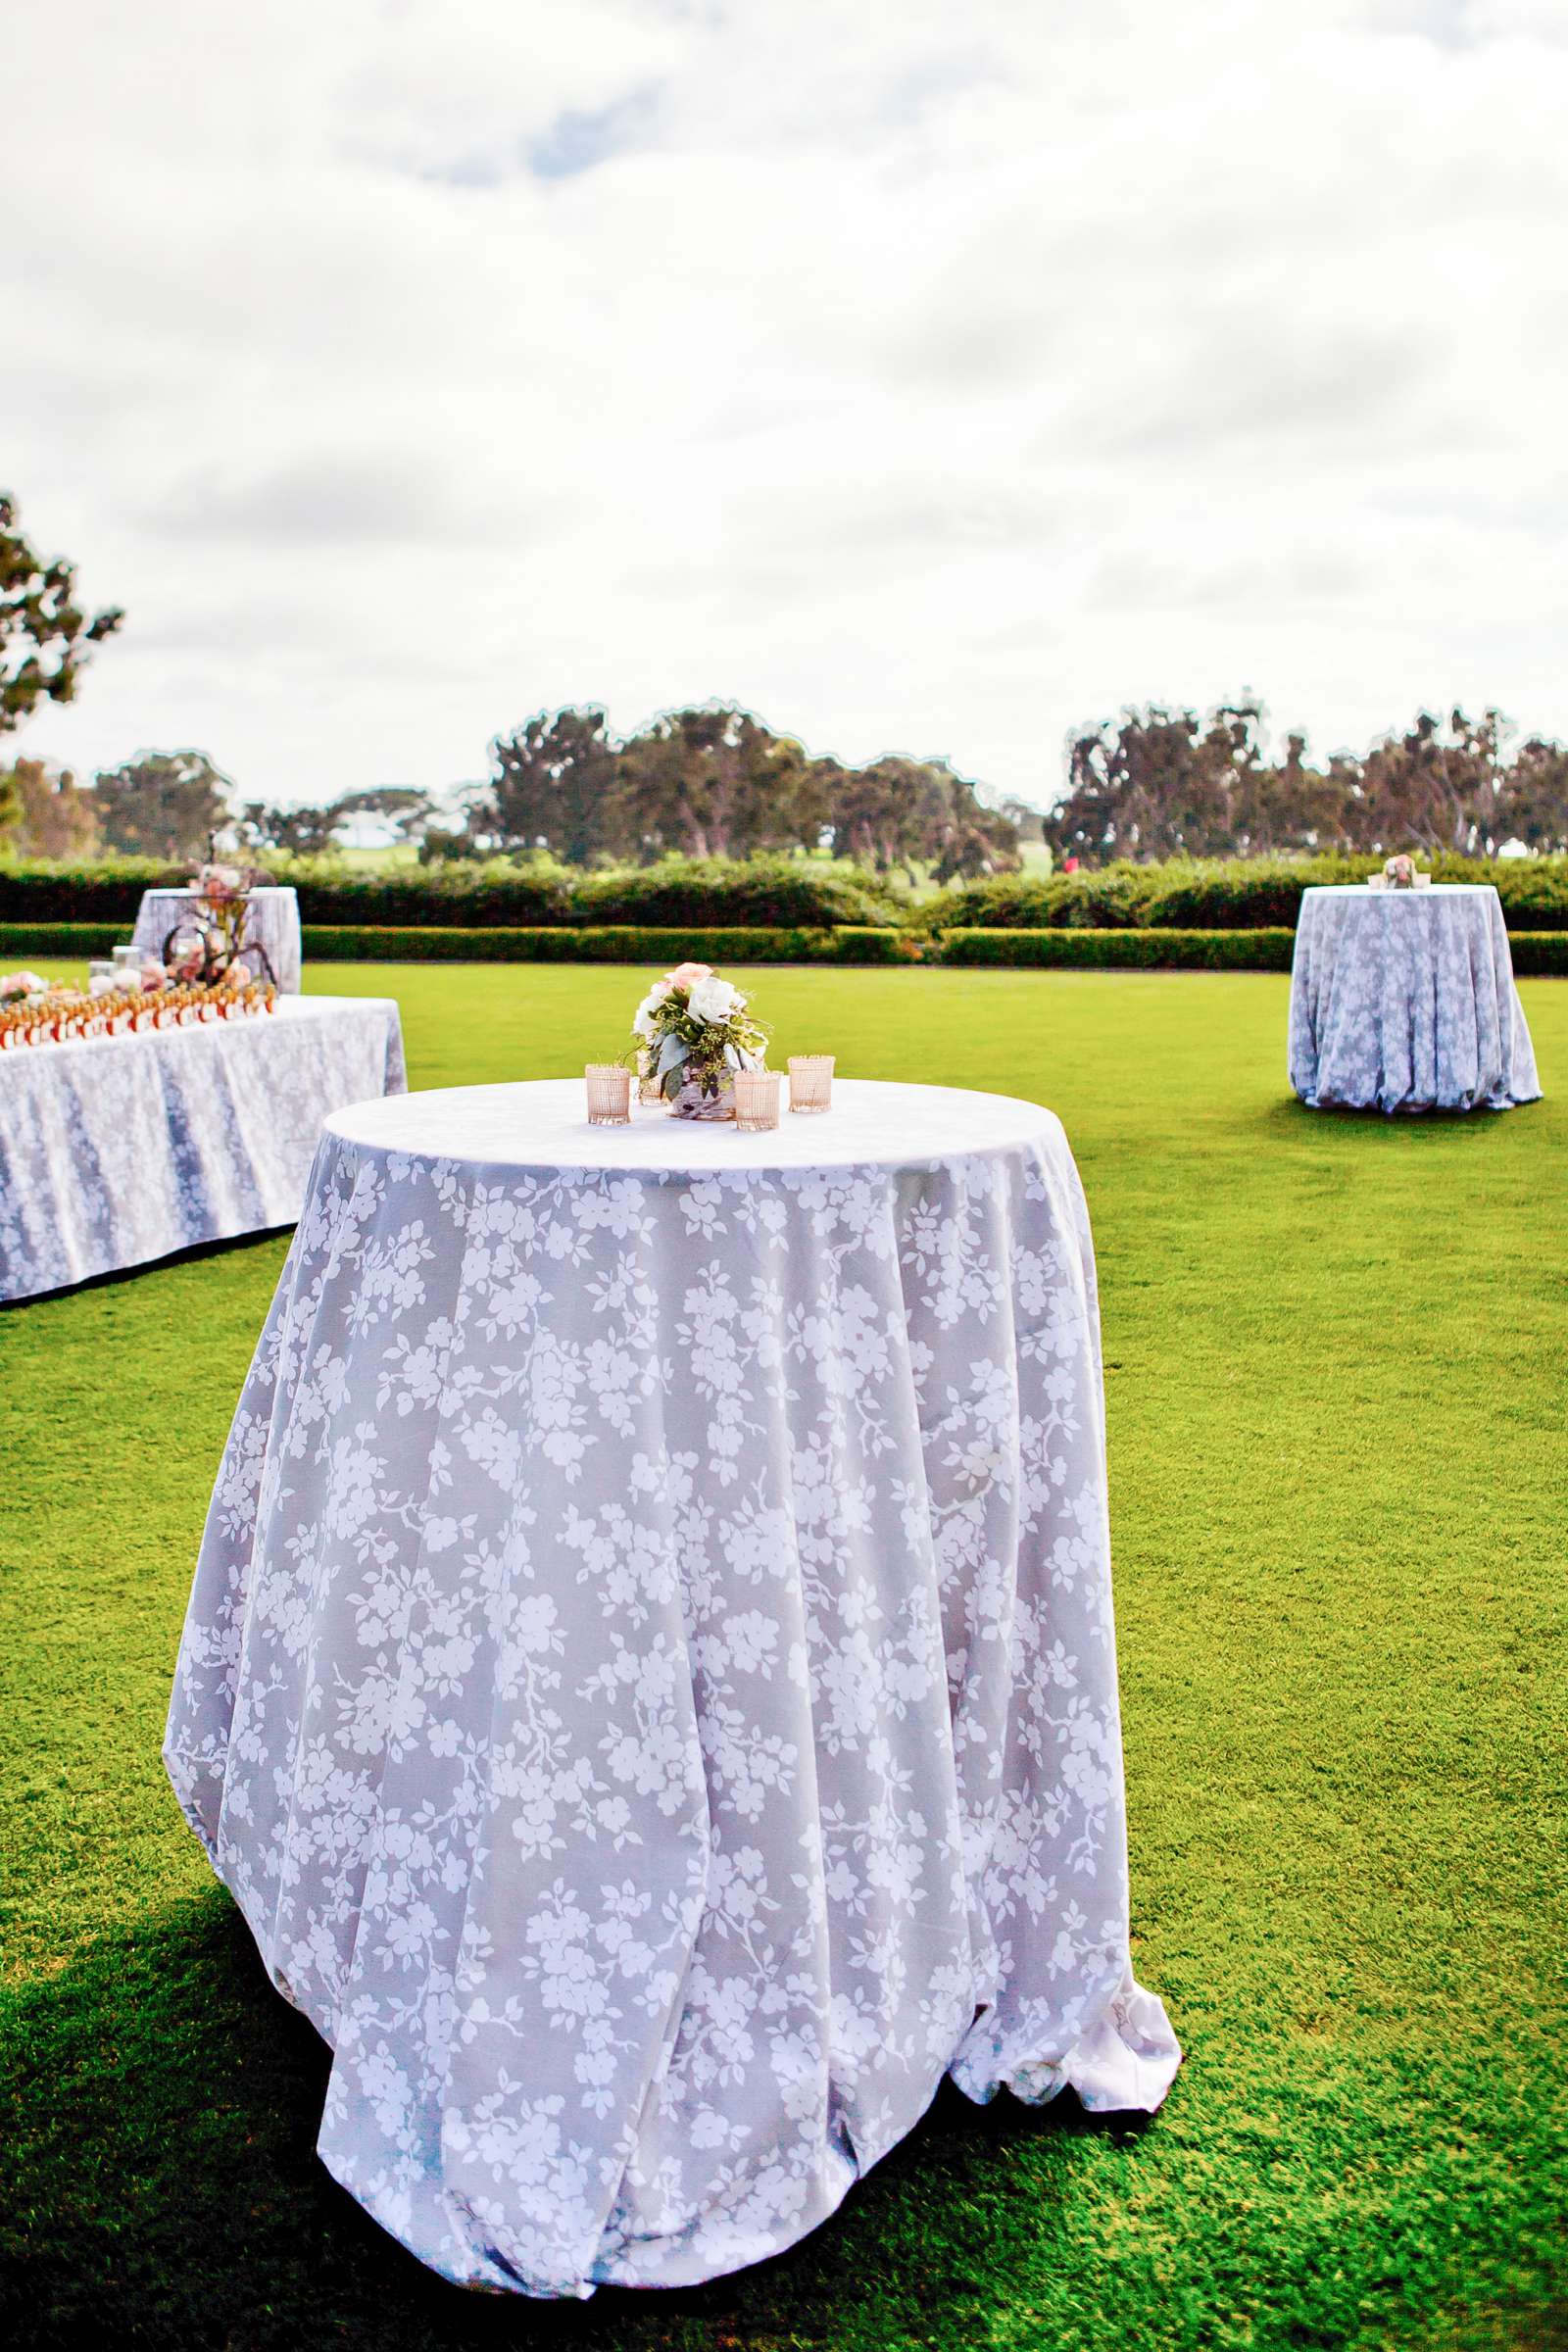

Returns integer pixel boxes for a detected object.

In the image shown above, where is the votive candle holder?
[585,1063,632,1125]
[733,1068,782,1133]
[788,1054,834,1113]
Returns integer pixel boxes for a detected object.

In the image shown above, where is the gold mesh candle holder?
[585,1064,632,1125]
[788,1054,834,1114]
[733,1068,781,1133]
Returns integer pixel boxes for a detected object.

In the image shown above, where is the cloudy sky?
[6,0,1566,812]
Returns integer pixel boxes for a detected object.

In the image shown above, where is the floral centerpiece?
[1369,854,1432,891]
[164,858,274,985]
[631,961,767,1120]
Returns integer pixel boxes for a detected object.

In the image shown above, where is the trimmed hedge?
[0,920,915,964]
[920,855,1568,933]
[0,855,902,931]
[564,860,899,928]
[8,852,1568,933]
[0,921,123,958]
[6,918,1565,974]
[0,861,187,922]
[939,927,1568,973]
[300,924,921,965]
[938,927,1298,970]
[1505,933,1568,976]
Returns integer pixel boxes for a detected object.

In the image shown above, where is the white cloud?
[4,0,1566,809]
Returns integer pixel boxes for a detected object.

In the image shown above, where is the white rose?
[631,984,671,1040]
[686,975,743,1026]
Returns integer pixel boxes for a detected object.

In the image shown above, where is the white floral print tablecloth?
[132,885,304,992]
[0,996,405,1303]
[1288,884,1540,1112]
[164,1078,1181,2298]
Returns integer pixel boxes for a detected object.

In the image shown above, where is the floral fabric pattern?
[0,997,405,1302]
[164,1081,1181,2299]
[1289,884,1541,1113]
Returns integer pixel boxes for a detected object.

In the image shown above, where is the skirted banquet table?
[164,1077,1181,2298]
[132,884,304,992]
[0,996,405,1304]
[1289,882,1541,1113]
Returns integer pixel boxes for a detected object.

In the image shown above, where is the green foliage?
[920,854,1568,933]
[1493,932,1568,976]
[567,855,899,927]
[89,752,231,860]
[283,862,572,926]
[294,924,918,964]
[0,760,101,858]
[1052,702,1568,859]
[238,787,440,858]
[0,852,902,929]
[475,703,622,861]
[7,852,1568,969]
[0,858,187,921]
[463,702,1020,875]
[0,922,122,958]
[13,919,1567,974]
[0,491,122,735]
[939,927,1298,969]
[3,963,1565,2352]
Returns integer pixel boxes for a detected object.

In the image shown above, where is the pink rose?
[666,961,714,990]
[0,970,49,1001]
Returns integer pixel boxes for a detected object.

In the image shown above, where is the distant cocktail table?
[132,884,303,992]
[1288,883,1541,1112]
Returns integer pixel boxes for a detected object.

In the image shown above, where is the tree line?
[1050,702,1568,862]
[0,708,1030,877]
[11,698,1568,871]
[8,487,1568,869]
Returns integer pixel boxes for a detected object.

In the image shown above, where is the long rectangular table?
[0,996,405,1304]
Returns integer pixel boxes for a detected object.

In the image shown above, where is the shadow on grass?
[0,1891,1137,2352]
[1259,1094,1527,1138]
[0,1225,292,1314]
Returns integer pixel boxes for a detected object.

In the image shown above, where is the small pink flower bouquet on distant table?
[630,961,769,1120]
[1368,854,1432,891]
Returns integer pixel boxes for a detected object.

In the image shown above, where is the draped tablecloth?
[165,1077,1180,2296]
[0,997,405,1304]
[132,885,304,992]
[1288,883,1541,1113]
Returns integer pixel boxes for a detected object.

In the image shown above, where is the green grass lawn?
[3,964,1565,2352]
